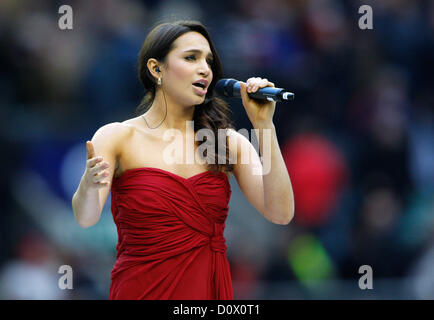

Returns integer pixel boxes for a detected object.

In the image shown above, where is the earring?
[157,77,162,85]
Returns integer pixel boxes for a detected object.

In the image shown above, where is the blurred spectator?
[0,232,66,299]
[282,133,348,227]
[343,184,412,278]
[407,227,434,299]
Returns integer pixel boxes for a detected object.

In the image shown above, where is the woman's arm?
[229,78,294,225]
[72,170,102,228]
[72,122,128,228]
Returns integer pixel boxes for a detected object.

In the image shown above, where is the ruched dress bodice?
[108,167,233,300]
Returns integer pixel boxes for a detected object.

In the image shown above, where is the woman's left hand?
[240,77,276,128]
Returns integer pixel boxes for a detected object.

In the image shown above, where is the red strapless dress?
[108,167,233,300]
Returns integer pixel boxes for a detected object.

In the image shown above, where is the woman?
[72,20,294,300]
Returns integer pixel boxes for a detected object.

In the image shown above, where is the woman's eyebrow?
[183,49,214,59]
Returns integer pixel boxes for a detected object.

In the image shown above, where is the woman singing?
[72,20,294,300]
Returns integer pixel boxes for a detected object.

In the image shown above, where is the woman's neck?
[145,91,195,133]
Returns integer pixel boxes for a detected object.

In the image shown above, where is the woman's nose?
[198,61,211,76]
[199,69,209,77]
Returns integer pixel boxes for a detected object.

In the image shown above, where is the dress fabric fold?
[108,167,233,300]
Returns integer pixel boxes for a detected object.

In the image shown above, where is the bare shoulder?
[93,122,133,147]
[226,128,253,152]
[91,121,135,158]
[226,128,249,141]
[90,121,135,176]
[226,127,263,176]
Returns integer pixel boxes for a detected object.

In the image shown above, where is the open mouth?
[192,82,206,89]
[192,83,207,95]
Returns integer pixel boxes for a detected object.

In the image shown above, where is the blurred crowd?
[0,0,433,299]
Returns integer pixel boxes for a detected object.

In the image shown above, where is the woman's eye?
[185,56,214,66]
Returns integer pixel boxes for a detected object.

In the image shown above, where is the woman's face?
[161,31,214,107]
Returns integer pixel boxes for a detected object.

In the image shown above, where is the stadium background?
[0,0,433,299]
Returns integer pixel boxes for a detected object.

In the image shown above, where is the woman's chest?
[115,129,211,179]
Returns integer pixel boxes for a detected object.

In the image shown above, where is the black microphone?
[215,78,294,102]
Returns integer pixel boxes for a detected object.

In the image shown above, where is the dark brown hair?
[136,20,234,174]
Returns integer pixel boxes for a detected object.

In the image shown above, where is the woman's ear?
[147,58,161,80]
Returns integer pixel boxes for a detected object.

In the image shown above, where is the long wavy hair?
[136,20,234,174]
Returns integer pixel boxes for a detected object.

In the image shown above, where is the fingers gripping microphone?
[215,78,294,102]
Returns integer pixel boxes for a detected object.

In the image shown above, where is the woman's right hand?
[84,141,110,189]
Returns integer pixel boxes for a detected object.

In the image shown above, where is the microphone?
[215,78,294,102]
